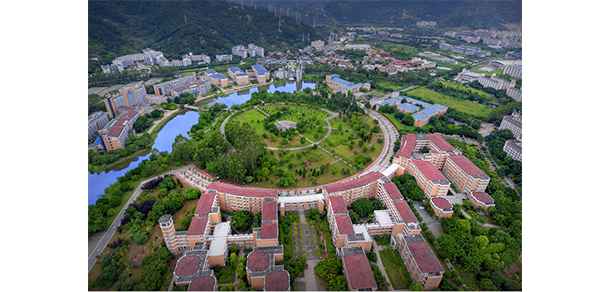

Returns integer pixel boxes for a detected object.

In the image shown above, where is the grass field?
[406,87,492,118]
[236,110,268,135]
[471,65,503,77]
[379,248,414,290]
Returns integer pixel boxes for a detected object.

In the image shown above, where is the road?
[87,164,194,272]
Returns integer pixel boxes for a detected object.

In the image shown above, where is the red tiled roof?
[172,80,207,93]
[329,196,348,214]
[195,192,216,215]
[208,182,278,198]
[425,134,455,151]
[412,160,448,181]
[383,183,403,200]
[393,200,417,223]
[108,111,138,137]
[247,251,270,272]
[449,155,486,176]
[343,254,377,290]
[175,255,201,276]
[335,215,355,235]
[189,276,215,291]
[260,222,278,239]
[431,197,452,210]
[407,241,444,273]
[262,201,278,221]
[395,134,416,158]
[324,172,383,194]
[265,270,290,291]
[472,192,494,204]
[187,216,208,236]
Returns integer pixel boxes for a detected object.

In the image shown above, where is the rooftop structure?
[393,200,417,223]
[187,216,209,236]
[324,172,384,194]
[412,160,449,181]
[208,182,278,198]
[419,107,440,117]
[335,215,355,235]
[329,195,349,214]
[274,120,297,131]
[341,246,377,290]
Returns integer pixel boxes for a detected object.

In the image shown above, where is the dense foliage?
[392,173,425,200]
[485,130,522,187]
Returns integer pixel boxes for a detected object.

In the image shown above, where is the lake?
[210,81,316,107]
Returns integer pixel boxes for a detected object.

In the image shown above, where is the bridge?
[185,105,207,111]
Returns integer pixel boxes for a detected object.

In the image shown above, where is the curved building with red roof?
[208,182,277,214]
[430,197,453,218]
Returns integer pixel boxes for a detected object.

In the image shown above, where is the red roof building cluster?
[194,192,216,215]
[108,111,138,137]
[247,251,270,272]
[335,215,355,235]
[260,223,278,239]
[188,276,215,291]
[395,134,416,158]
[431,197,452,210]
[425,134,455,151]
[343,253,377,290]
[383,182,403,200]
[264,270,290,291]
[208,182,278,198]
[262,201,278,221]
[407,241,444,273]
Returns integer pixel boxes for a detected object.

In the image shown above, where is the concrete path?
[460,209,501,229]
[372,241,394,291]
[87,164,194,272]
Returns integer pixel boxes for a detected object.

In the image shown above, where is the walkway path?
[372,241,394,291]
[460,208,501,229]
[88,164,194,272]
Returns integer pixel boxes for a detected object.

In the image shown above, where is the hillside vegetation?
[89,1,321,67]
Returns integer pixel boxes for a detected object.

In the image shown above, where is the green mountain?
[255,0,521,30]
[88,0,321,64]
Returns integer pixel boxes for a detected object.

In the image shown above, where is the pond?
[209,81,316,107]
[87,110,200,205]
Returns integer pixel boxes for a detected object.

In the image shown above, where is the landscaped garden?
[291,221,323,260]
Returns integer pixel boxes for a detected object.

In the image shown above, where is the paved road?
[87,165,194,272]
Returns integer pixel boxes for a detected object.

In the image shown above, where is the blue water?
[88,111,200,205]
[212,81,316,107]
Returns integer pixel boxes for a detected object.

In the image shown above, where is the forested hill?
[255,0,521,30]
[88,0,321,64]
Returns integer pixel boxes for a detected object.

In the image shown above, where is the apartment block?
[341,246,378,291]
[323,172,384,207]
[103,82,147,118]
[98,110,139,151]
[215,54,232,62]
[442,155,490,193]
[393,233,444,290]
[88,111,110,140]
[412,113,431,127]
[278,193,325,215]
[407,160,451,198]
[503,139,522,162]
[207,182,277,214]
[478,75,512,90]
[205,70,229,88]
[499,110,522,139]
[145,94,168,104]
[393,133,461,171]
[153,73,198,96]
[507,87,522,103]
[503,64,522,79]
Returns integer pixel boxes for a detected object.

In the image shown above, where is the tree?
[134,231,148,244]
[185,188,202,200]
[230,252,238,267]
[352,198,374,217]
[231,211,253,231]
[409,283,424,291]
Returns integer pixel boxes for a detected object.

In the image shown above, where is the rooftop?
[262,201,278,221]
[342,247,377,290]
[395,134,416,159]
[472,192,494,204]
[194,192,216,215]
[208,222,231,256]
[324,172,384,194]
[175,255,201,276]
[412,113,429,121]
[431,197,452,210]
[397,103,419,113]
[448,155,487,176]
[265,270,290,291]
[432,104,448,110]
[188,276,216,291]
[107,111,138,137]
[393,200,417,223]
[412,160,449,181]
[383,183,403,200]
[247,251,270,272]
[210,73,228,80]
[420,107,440,117]
[207,182,278,198]
[329,196,348,214]
[228,66,242,73]
[405,235,444,273]
[187,216,209,236]
[374,210,393,225]
[425,134,455,151]
[335,215,355,235]
[260,222,278,239]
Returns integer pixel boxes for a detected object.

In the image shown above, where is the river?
[88,81,315,205]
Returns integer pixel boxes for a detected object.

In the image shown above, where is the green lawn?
[471,65,503,77]
[236,110,268,135]
[300,126,328,144]
[379,248,413,290]
[405,87,492,118]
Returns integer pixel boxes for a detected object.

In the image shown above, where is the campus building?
[215,55,232,62]
[393,133,461,172]
[153,73,198,96]
[88,111,110,140]
[407,160,451,197]
[430,197,453,218]
[207,182,278,214]
[103,82,148,118]
[507,87,522,102]
[467,191,496,210]
[456,70,483,83]
[499,110,522,139]
[341,246,378,291]
[205,70,229,88]
[325,74,370,95]
[393,234,444,290]
[442,155,490,193]
[227,67,250,86]
[503,139,522,162]
[252,64,270,83]
[478,75,514,90]
[503,65,522,79]
[182,52,211,65]
[170,79,212,97]
[98,110,139,151]
[101,48,168,73]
